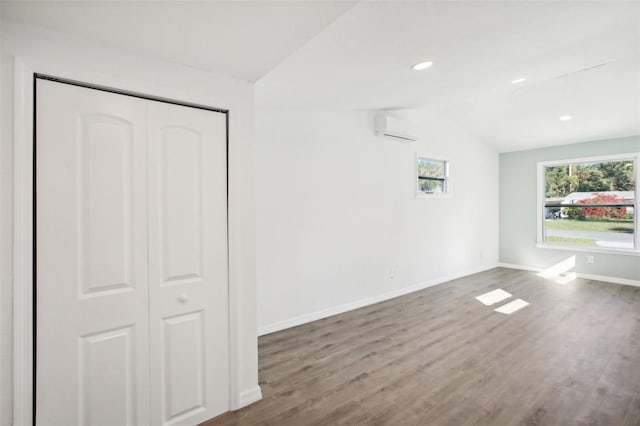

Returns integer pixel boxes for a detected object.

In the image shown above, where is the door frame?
[12,57,241,425]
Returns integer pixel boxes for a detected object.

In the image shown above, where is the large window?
[417,155,450,197]
[538,154,639,252]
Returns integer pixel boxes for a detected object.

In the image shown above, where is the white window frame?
[416,153,451,198]
[536,152,640,255]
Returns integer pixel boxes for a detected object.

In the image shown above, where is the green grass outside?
[545,218,634,233]
[547,236,597,246]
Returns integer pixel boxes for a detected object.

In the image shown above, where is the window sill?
[416,193,451,199]
[536,243,640,257]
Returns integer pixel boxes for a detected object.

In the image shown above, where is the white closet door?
[36,79,150,425]
[147,101,229,425]
[37,79,230,426]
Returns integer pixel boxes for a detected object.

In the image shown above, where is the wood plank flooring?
[202,267,640,426]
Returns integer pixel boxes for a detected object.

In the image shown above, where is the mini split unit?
[374,114,418,142]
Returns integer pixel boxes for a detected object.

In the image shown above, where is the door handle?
[178,293,189,304]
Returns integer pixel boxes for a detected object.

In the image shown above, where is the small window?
[417,155,449,196]
[538,153,639,252]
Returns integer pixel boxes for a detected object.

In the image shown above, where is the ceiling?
[255,1,640,152]
[2,1,639,152]
[0,1,356,82]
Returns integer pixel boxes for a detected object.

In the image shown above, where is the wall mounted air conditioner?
[374,114,418,142]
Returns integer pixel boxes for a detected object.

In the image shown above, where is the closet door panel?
[36,79,150,426]
[147,101,229,426]
[160,126,203,284]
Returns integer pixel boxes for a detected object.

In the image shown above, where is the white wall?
[1,20,259,424]
[256,109,499,333]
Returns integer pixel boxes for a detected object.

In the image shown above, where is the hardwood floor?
[203,267,640,425]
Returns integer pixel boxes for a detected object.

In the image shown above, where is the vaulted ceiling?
[3,1,639,152]
[1,1,356,82]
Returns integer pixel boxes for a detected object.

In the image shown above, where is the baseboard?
[497,262,541,272]
[236,385,263,409]
[498,262,640,287]
[575,273,640,288]
[258,263,498,336]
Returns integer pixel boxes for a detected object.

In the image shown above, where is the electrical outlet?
[587,255,595,264]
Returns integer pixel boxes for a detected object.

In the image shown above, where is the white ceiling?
[2,1,639,152]
[0,1,356,82]
[255,1,640,152]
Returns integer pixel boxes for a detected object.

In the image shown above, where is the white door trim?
[13,56,35,426]
[12,57,241,425]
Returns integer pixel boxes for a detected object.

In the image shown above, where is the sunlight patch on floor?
[475,288,512,306]
[536,256,575,279]
[536,256,578,284]
[555,272,576,285]
[494,299,530,315]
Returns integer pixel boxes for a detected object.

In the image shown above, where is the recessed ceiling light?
[411,61,433,71]
[559,115,573,121]
[511,77,526,84]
